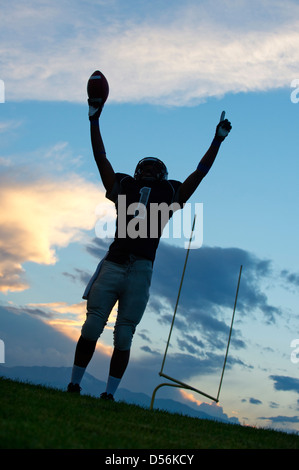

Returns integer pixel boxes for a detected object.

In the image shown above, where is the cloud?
[249,397,262,405]
[0,304,114,385]
[259,415,299,425]
[2,0,299,106]
[280,269,299,288]
[0,304,76,367]
[4,301,114,358]
[0,120,22,134]
[179,389,239,423]
[28,300,118,352]
[150,242,281,325]
[270,375,299,395]
[0,172,112,293]
[62,268,91,286]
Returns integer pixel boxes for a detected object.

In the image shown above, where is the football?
[87,70,109,104]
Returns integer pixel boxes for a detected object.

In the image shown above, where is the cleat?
[100,392,114,401]
[67,382,81,394]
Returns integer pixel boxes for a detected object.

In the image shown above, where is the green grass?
[1,377,299,449]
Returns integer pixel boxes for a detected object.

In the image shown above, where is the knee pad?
[81,313,107,342]
[113,324,136,351]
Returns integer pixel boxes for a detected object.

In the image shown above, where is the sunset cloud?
[26,300,117,355]
[0,174,113,293]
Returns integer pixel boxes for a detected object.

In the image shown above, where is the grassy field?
[1,377,299,450]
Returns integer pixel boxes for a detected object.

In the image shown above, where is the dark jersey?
[106,173,182,263]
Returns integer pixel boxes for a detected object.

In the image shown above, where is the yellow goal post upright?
[150,214,243,410]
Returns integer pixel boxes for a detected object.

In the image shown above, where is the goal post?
[150,215,243,410]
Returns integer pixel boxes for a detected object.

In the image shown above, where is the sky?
[1,0,299,434]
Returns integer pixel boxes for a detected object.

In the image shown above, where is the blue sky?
[1,0,299,433]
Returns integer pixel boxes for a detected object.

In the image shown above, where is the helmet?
[134,157,168,181]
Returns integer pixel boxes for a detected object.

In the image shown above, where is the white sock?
[71,365,86,385]
[105,375,121,396]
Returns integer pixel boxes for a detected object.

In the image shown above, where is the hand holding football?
[87,70,109,102]
[87,70,109,120]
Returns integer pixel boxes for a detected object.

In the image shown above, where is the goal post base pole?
[150,372,218,411]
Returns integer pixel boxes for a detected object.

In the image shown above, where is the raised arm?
[88,100,115,193]
[179,112,232,205]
